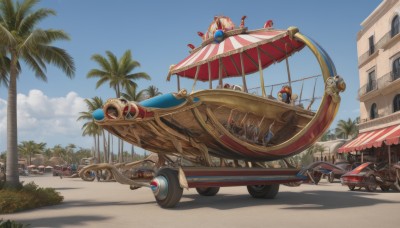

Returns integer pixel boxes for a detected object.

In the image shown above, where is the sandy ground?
[1,174,399,228]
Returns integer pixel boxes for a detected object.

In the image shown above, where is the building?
[339,0,400,164]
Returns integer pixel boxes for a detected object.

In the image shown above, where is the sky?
[0,0,383,153]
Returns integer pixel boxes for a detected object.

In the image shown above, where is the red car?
[341,162,400,192]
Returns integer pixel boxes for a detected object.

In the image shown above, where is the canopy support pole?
[177,75,181,92]
[256,47,266,97]
[208,62,212,89]
[388,144,391,167]
[285,43,292,88]
[218,58,223,88]
[239,53,248,93]
[191,66,200,93]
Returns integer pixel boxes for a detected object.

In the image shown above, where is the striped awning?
[168,29,305,81]
[338,124,400,153]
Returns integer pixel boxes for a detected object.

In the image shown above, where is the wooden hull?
[97,88,337,163]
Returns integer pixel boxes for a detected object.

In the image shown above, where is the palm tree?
[121,85,146,102]
[335,118,358,139]
[65,143,76,164]
[144,85,162,98]
[18,141,46,166]
[87,50,150,163]
[87,50,150,97]
[77,97,104,163]
[0,0,75,187]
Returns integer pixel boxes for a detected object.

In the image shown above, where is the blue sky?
[0,0,382,153]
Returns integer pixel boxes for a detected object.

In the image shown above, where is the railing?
[358,71,400,98]
[358,31,393,66]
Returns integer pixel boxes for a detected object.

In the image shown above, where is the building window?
[393,57,400,81]
[370,103,378,119]
[367,70,376,92]
[391,15,399,38]
[368,35,375,55]
[394,94,400,113]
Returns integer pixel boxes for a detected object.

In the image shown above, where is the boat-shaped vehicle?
[87,16,345,208]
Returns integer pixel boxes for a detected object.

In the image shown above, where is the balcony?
[358,71,400,101]
[358,31,400,68]
[358,111,400,133]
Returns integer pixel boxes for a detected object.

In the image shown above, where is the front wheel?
[247,184,279,199]
[380,185,390,192]
[348,185,356,191]
[196,187,220,196]
[365,175,377,192]
[151,168,183,208]
[328,172,335,183]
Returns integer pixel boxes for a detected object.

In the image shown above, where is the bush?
[0,219,29,228]
[0,182,63,214]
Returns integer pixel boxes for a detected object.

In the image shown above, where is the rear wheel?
[196,187,220,196]
[247,184,279,199]
[348,185,356,191]
[365,175,377,192]
[151,168,183,208]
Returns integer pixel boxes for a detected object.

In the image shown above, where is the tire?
[365,175,377,192]
[348,185,356,191]
[247,184,280,199]
[313,175,321,185]
[196,187,220,196]
[152,168,183,208]
[328,172,335,183]
[380,185,390,192]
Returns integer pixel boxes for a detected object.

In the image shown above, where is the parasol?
[38,165,45,169]
[168,17,305,82]
[28,164,36,168]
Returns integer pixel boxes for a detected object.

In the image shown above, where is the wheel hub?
[150,176,168,200]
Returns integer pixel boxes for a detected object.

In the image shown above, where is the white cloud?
[0,90,92,152]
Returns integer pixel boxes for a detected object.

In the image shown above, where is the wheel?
[247,184,279,199]
[380,185,390,192]
[348,185,356,191]
[328,172,335,183]
[196,187,220,196]
[365,175,377,192]
[81,171,95,182]
[151,168,183,208]
[313,175,321,185]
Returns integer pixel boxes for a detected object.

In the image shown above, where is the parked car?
[341,162,400,192]
[53,165,76,177]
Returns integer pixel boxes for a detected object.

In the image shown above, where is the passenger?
[277,85,292,104]
[223,83,243,91]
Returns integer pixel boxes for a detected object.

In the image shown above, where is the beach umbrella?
[28,164,36,168]
[38,165,45,169]
[45,166,53,169]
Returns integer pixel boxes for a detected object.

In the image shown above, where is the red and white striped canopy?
[169,29,305,81]
[338,124,400,153]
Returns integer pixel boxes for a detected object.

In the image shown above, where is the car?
[303,161,359,184]
[341,162,400,192]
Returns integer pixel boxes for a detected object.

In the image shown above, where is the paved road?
[1,174,399,228]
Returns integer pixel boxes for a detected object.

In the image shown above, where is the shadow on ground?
[175,189,399,210]
[11,215,110,227]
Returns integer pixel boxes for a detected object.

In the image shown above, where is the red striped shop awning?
[338,124,400,153]
[168,29,305,81]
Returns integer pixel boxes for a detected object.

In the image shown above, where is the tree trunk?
[97,134,101,163]
[6,52,20,187]
[102,130,107,163]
